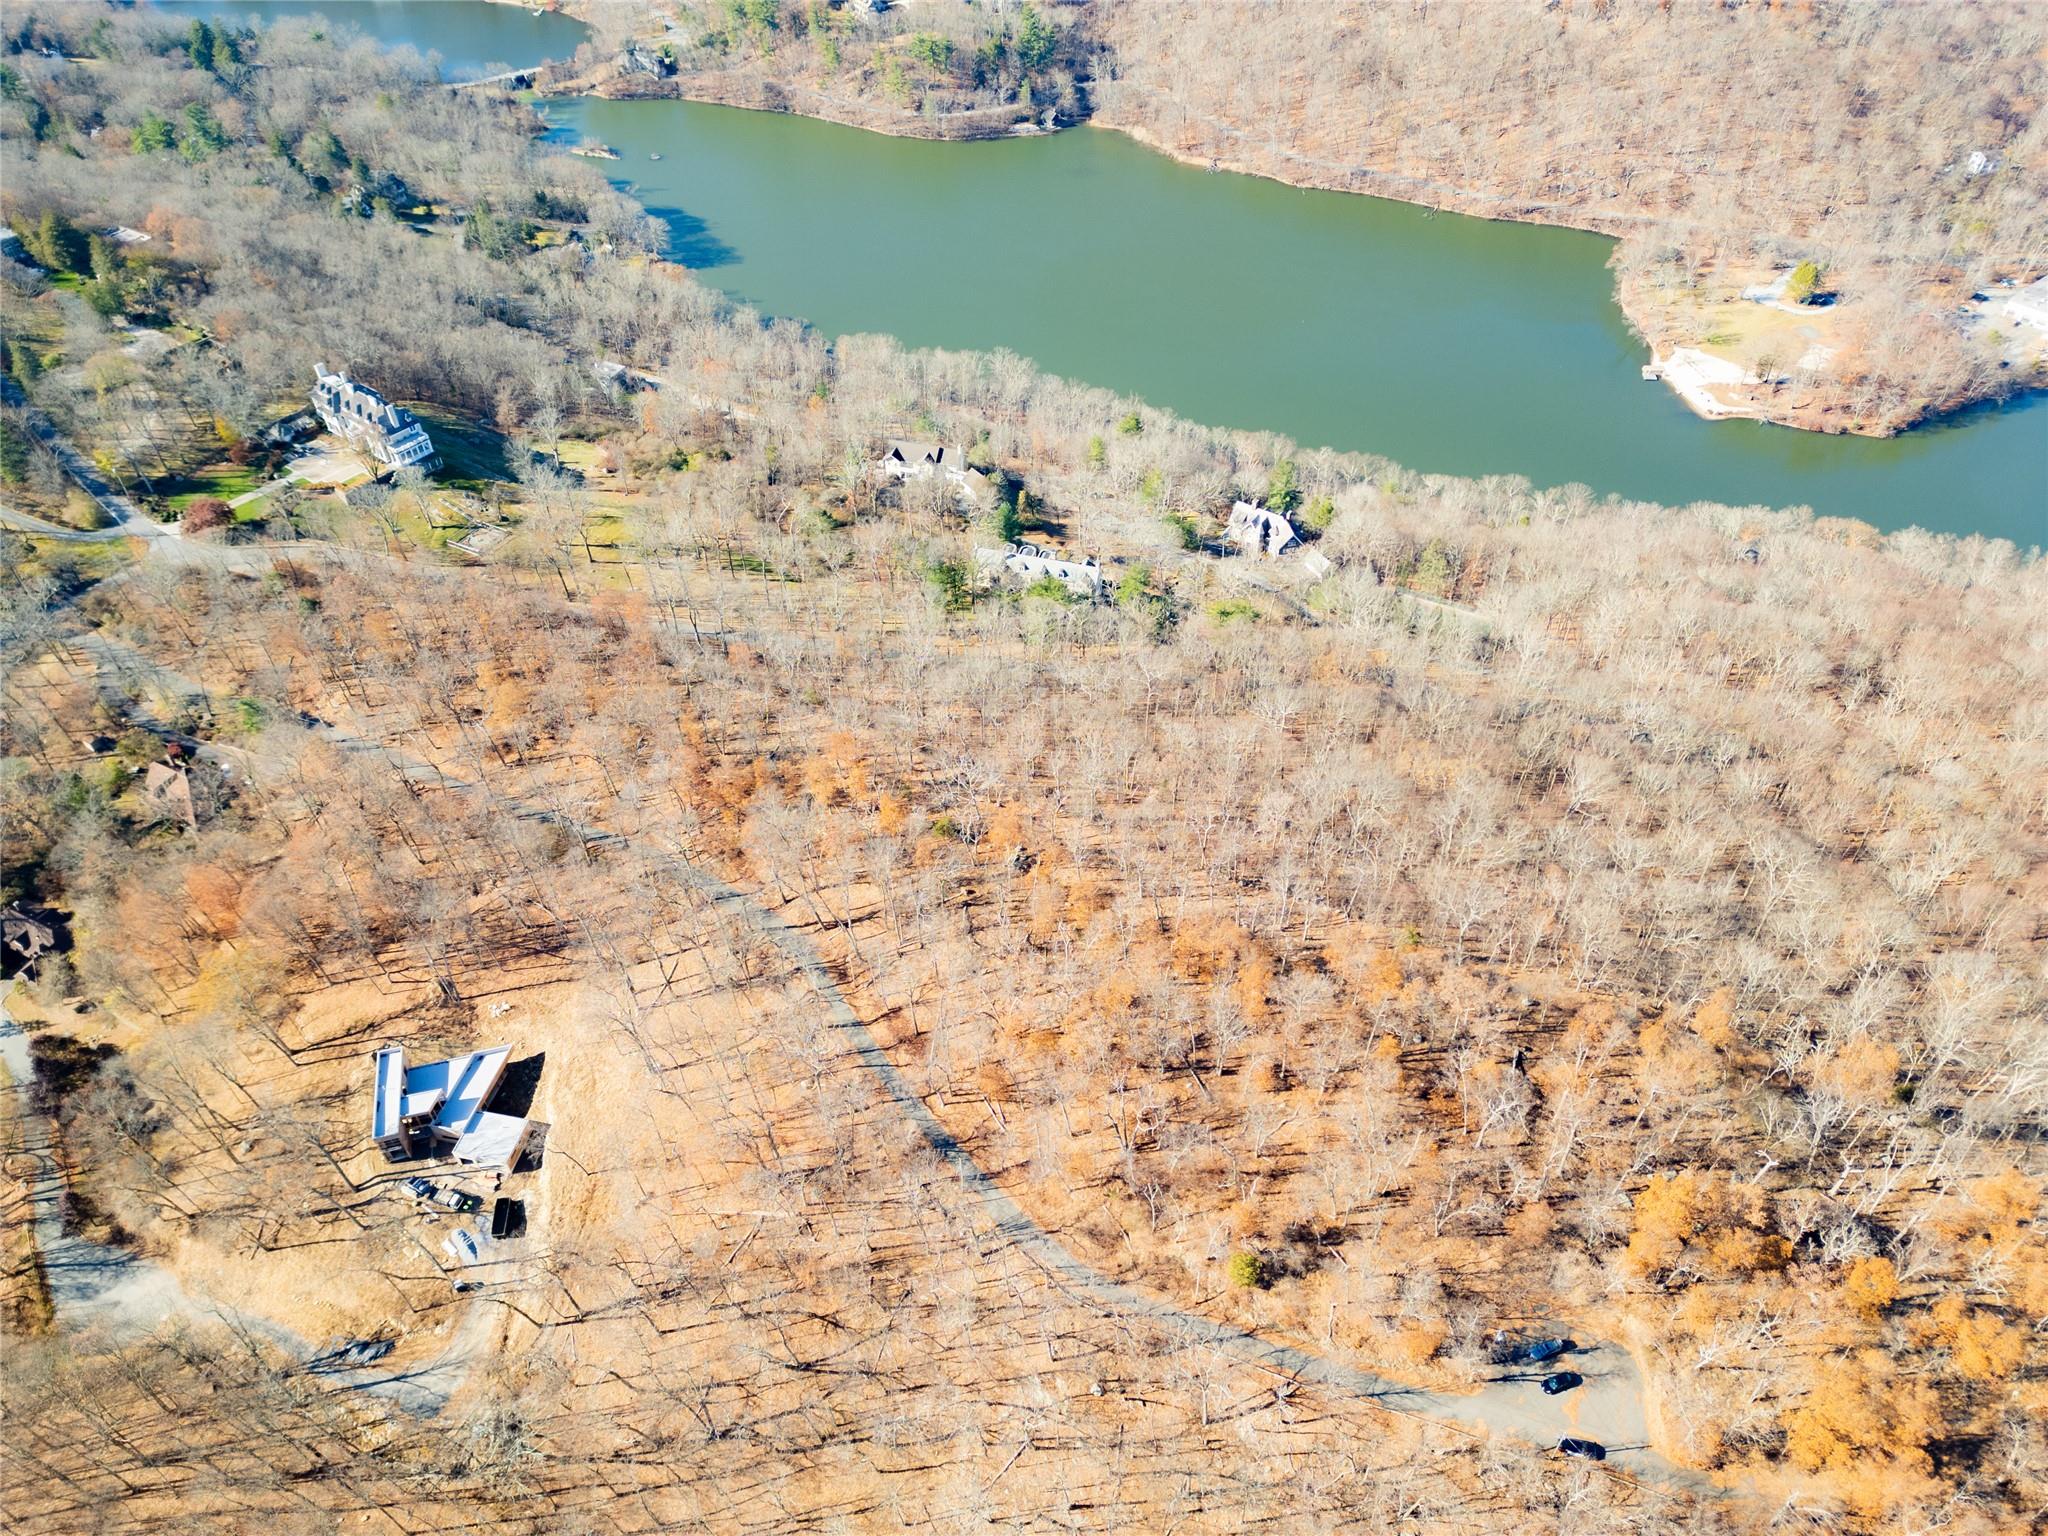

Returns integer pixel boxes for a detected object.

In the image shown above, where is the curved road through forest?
[13,469,1706,1494]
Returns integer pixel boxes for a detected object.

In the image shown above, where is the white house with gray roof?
[371,1044,532,1171]
[874,439,988,492]
[1224,499,1300,558]
[312,364,440,472]
[974,541,1102,598]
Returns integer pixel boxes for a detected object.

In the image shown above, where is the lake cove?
[554,96,2044,546]
[154,0,588,81]
[150,3,2048,545]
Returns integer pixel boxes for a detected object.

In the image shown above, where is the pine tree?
[186,18,216,71]
[0,418,31,485]
[10,337,41,393]
[135,112,176,153]
[1265,457,1298,514]
[32,209,85,274]
[1016,4,1056,74]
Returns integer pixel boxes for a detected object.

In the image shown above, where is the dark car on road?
[400,1176,436,1201]
[1522,1337,1571,1363]
[1557,1437,1606,1461]
[1540,1371,1583,1395]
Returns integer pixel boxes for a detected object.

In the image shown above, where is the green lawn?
[157,462,264,510]
[410,406,515,494]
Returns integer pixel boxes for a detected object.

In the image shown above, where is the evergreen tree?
[88,233,119,284]
[135,111,176,153]
[10,337,41,394]
[988,491,1023,545]
[185,18,216,71]
[299,125,345,171]
[0,418,31,485]
[463,199,535,260]
[1266,458,1299,514]
[1015,4,1056,73]
[180,102,228,161]
[32,209,85,274]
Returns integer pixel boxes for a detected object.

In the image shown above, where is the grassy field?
[409,406,514,494]
[157,462,264,510]
[1647,262,1846,380]
[8,529,141,585]
[397,490,484,550]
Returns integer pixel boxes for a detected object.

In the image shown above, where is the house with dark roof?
[2,906,59,975]
[874,439,988,494]
[312,365,440,472]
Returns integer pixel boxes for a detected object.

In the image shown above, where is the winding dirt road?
[15,481,1704,1491]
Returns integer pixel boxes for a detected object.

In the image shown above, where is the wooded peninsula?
[553,0,2048,437]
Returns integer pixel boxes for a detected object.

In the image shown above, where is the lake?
[155,0,588,82]
[556,97,2045,546]
[155,3,2047,545]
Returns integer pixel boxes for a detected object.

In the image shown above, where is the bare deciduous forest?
[1089,0,2048,428]
[2,7,2044,1535]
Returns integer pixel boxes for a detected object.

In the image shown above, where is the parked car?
[1520,1337,1571,1364]
[1540,1371,1583,1395]
[432,1186,481,1215]
[490,1197,524,1241]
[400,1176,436,1201]
[1557,1437,1606,1461]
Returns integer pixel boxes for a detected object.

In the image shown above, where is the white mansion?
[312,364,440,472]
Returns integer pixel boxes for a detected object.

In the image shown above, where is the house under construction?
[371,1044,533,1171]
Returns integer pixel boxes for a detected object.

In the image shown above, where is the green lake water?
[557,97,2045,546]
[156,0,588,81]
[151,3,2047,544]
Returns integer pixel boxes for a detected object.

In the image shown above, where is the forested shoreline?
[551,0,2047,437]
